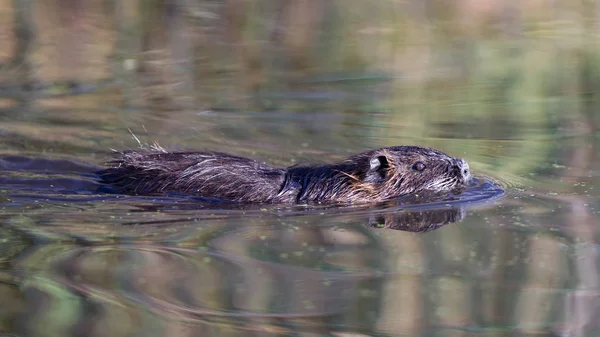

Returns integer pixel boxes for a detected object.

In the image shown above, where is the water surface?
[2,105,597,337]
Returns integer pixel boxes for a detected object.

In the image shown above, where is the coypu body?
[98,146,471,204]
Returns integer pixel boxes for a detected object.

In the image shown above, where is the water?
[2,106,595,337]
[3,1,600,336]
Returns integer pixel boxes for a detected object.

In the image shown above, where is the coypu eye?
[412,162,426,172]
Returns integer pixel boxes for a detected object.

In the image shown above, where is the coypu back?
[99,146,471,204]
[99,151,287,203]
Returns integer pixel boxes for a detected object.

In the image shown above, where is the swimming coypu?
[98,146,471,204]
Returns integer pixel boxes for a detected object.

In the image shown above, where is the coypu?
[98,146,471,204]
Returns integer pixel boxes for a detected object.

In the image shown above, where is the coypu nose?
[449,159,471,183]
[456,159,471,182]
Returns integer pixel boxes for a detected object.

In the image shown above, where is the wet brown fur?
[98,146,471,204]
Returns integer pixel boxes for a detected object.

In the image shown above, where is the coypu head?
[344,146,471,200]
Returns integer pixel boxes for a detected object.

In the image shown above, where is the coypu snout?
[451,158,471,184]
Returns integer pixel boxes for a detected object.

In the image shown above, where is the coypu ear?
[365,155,389,183]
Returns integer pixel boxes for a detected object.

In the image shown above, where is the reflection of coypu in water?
[369,207,466,232]
[98,146,472,204]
